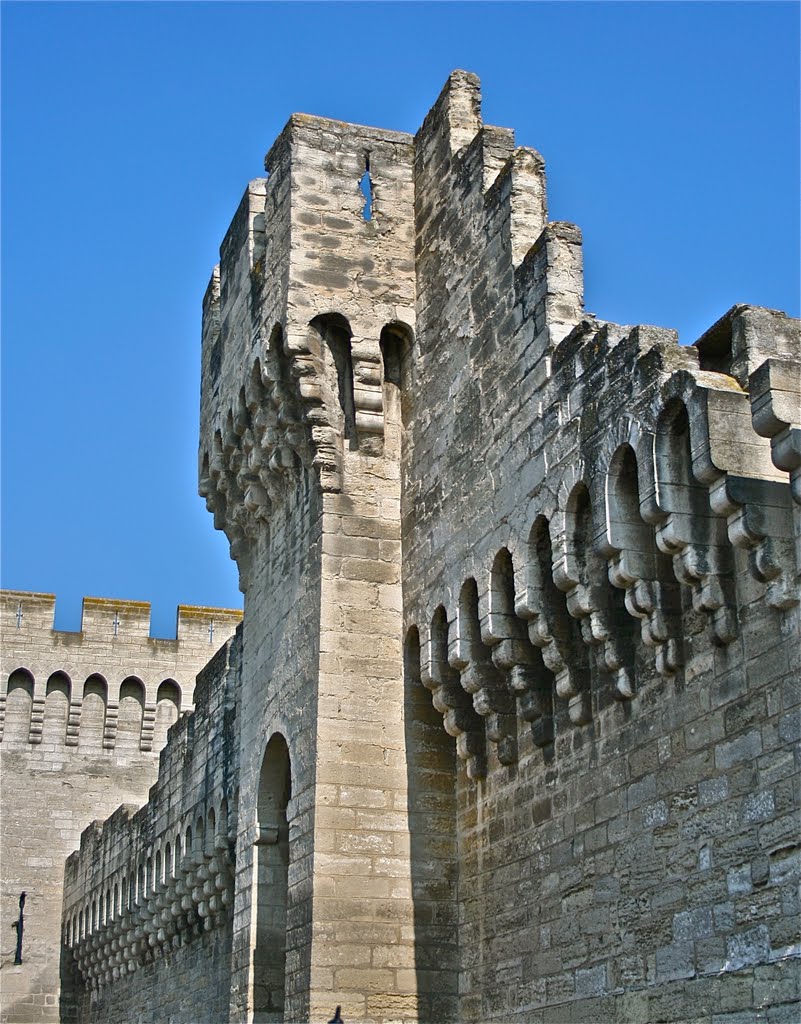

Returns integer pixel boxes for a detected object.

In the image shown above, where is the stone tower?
[58,71,800,1024]
[197,99,418,1022]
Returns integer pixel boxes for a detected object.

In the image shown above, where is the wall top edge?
[0,590,242,645]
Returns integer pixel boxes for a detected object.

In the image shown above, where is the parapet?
[0,590,242,750]
[1,590,242,644]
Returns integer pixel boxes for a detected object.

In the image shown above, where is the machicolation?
[1,70,799,1024]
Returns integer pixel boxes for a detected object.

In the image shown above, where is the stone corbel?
[750,357,801,501]
[483,581,556,746]
[606,553,682,678]
[549,512,606,719]
[419,620,487,780]
[448,608,517,766]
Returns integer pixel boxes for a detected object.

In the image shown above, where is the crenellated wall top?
[0,590,242,645]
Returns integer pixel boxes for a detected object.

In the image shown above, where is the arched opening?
[456,578,516,765]
[4,669,34,745]
[563,484,611,718]
[379,321,414,456]
[379,322,408,391]
[309,313,357,447]
[573,472,638,704]
[254,733,291,1022]
[655,401,708,520]
[43,671,71,746]
[153,679,181,750]
[79,674,107,750]
[194,815,206,861]
[116,677,145,751]
[607,443,682,686]
[218,798,229,845]
[426,604,486,777]
[655,399,735,643]
[528,514,587,732]
[205,808,217,856]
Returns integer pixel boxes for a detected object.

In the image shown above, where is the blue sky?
[2,1,799,636]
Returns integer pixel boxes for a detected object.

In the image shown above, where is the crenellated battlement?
[0,590,241,749]
[194,70,801,1024]
[1,589,241,645]
[4,70,793,1024]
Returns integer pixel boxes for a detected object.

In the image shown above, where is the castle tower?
[57,71,800,1024]
[198,102,417,1021]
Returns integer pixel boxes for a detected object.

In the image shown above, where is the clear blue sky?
[2,1,799,636]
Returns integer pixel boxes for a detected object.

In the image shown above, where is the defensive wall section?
[0,591,241,1023]
[61,631,242,1023]
[56,71,800,1023]
[400,72,801,1023]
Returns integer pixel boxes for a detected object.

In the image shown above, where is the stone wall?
[400,72,801,1022]
[0,592,241,1024]
[61,631,241,1024]
[50,71,800,1024]
[198,110,420,1022]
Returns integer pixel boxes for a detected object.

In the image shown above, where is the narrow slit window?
[359,153,373,221]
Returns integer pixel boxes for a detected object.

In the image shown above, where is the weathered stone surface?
[4,69,800,1024]
[0,593,241,1024]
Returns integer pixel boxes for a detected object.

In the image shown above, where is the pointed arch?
[309,313,357,446]
[153,679,181,750]
[79,674,107,750]
[116,676,145,751]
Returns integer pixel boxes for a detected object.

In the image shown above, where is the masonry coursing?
[0,594,241,1023]
[6,70,800,1023]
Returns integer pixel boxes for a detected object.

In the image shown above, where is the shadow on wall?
[403,627,460,1024]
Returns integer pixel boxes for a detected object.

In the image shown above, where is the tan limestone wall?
[0,592,240,1024]
[61,632,241,1024]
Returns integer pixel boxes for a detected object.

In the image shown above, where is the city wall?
[0,592,241,1024]
[61,631,241,1023]
[52,72,800,1024]
[400,71,801,1022]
